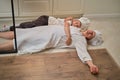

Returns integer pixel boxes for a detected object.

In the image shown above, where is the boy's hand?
[66,37,72,45]
[67,16,73,20]
[64,16,73,22]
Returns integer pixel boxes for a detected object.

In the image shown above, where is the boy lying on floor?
[0,15,90,46]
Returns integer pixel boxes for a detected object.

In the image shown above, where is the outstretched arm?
[73,36,99,74]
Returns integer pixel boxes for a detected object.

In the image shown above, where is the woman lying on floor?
[0,25,103,75]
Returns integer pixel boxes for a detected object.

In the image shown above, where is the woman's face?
[84,30,95,40]
[72,19,81,28]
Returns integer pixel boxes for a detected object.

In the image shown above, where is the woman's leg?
[0,40,14,51]
[0,31,14,39]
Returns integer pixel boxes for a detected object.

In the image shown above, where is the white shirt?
[16,25,92,63]
[56,34,92,63]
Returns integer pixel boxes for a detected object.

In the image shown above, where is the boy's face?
[72,19,81,28]
[84,30,95,40]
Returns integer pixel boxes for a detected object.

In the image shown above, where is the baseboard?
[0,14,84,22]
[83,13,120,18]
[0,16,38,22]
[53,14,83,18]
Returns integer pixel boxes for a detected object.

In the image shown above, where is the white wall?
[0,0,120,20]
[84,0,120,17]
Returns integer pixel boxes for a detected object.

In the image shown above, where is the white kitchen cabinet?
[53,0,84,16]
[0,0,18,17]
[18,0,52,16]
[0,0,83,18]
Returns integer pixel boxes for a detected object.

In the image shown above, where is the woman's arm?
[64,16,74,45]
[73,36,99,74]
[64,20,72,45]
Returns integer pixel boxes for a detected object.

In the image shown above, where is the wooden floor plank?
[0,49,120,80]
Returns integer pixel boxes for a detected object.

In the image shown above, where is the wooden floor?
[0,49,120,80]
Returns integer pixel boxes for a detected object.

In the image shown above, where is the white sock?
[0,25,10,32]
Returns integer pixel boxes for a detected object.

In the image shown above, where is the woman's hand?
[66,37,72,45]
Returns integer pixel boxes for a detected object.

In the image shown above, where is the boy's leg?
[34,15,49,26]
[19,22,36,28]
[0,31,14,39]
[0,40,14,51]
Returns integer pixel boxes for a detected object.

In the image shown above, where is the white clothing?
[15,25,92,63]
[48,16,64,25]
[56,34,92,63]
[49,16,90,31]
[16,25,65,53]
[79,17,90,31]
[88,30,103,46]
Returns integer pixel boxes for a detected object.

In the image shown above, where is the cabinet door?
[19,0,52,16]
[0,0,18,17]
[53,0,84,16]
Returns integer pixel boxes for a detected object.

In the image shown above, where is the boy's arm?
[64,20,72,45]
[64,16,73,22]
